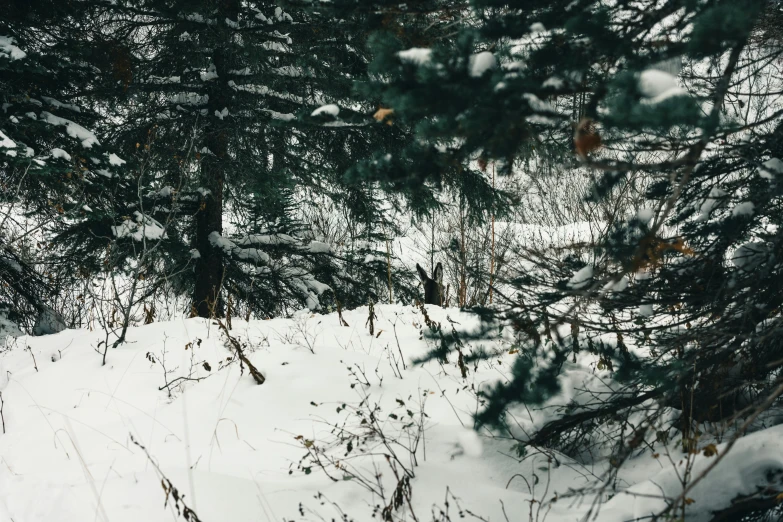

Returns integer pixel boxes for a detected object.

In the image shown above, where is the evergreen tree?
[359,0,783,516]
[1,2,125,333]
[62,0,457,319]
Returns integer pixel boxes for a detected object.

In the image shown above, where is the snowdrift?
[1,305,781,521]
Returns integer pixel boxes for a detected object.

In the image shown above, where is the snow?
[601,424,783,521]
[311,104,339,117]
[397,47,432,65]
[108,153,126,166]
[50,148,71,161]
[523,92,554,113]
[636,207,655,223]
[209,232,271,263]
[603,275,629,292]
[697,186,727,221]
[184,13,216,25]
[529,22,546,33]
[169,93,209,106]
[31,307,66,336]
[274,7,292,22]
[200,63,218,81]
[568,265,594,289]
[272,65,301,77]
[40,111,100,148]
[731,201,755,217]
[147,75,180,84]
[456,428,483,457]
[236,233,296,246]
[638,69,688,103]
[542,76,564,88]
[261,41,287,52]
[154,186,175,197]
[1,305,781,522]
[0,308,22,344]
[40,96,81,113]
[760,158,783,179]
[731,242,769,270]
[307,240,332,253]
[468,51,496,77]
[0,35,26,60]
[112,212,167,241]
[261,109,295,121]
[0,130,15,149]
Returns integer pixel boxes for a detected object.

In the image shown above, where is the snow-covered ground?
[1,305,781,521]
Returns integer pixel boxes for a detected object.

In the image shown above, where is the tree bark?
[192,0,239,318]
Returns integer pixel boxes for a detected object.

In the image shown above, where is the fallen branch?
[216,317,265,385]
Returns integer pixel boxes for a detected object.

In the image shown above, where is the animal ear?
[416,263,429,282]
[433,262,443,282]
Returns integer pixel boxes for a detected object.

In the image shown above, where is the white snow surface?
[530,22,546,33]
[0,130,15,149]
[397,47,432,65]
[731,201,755,217]
[311,104,339,117]
[567,264,594,289]
[209,231,271,263]
[41,96,81,113]
[50,148,71,160]
[760,158,783,179]
[468,51,496,77]
[697,186,727,221]
[0,35,26,60]
[731,241,769,270]
[108,153,126,166]
[638,69,688,103]
[1,305,781,521]
[112,212,167,241]
[40,111,100,148]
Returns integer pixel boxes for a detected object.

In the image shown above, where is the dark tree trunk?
[192,0,239,318]
[193,158,225,318]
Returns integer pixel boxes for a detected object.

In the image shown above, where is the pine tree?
[360,1,783,516]
[1,2,126,334]
[57,0,451,319]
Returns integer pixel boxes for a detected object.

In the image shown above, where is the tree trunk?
[193,164,224,318]
[192,0,238,318]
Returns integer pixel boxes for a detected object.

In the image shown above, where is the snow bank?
[468,51,496,77]
[0,35,26,60]
[398,47,432,65]
[638,69,688,104]
[0,305,779,522]
[311,104,339,117]
[112,212,167,241]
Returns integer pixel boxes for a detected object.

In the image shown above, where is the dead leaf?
[702,443,718,457]
[373,107,394,125]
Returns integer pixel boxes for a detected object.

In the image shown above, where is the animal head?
[416,262,443,306]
